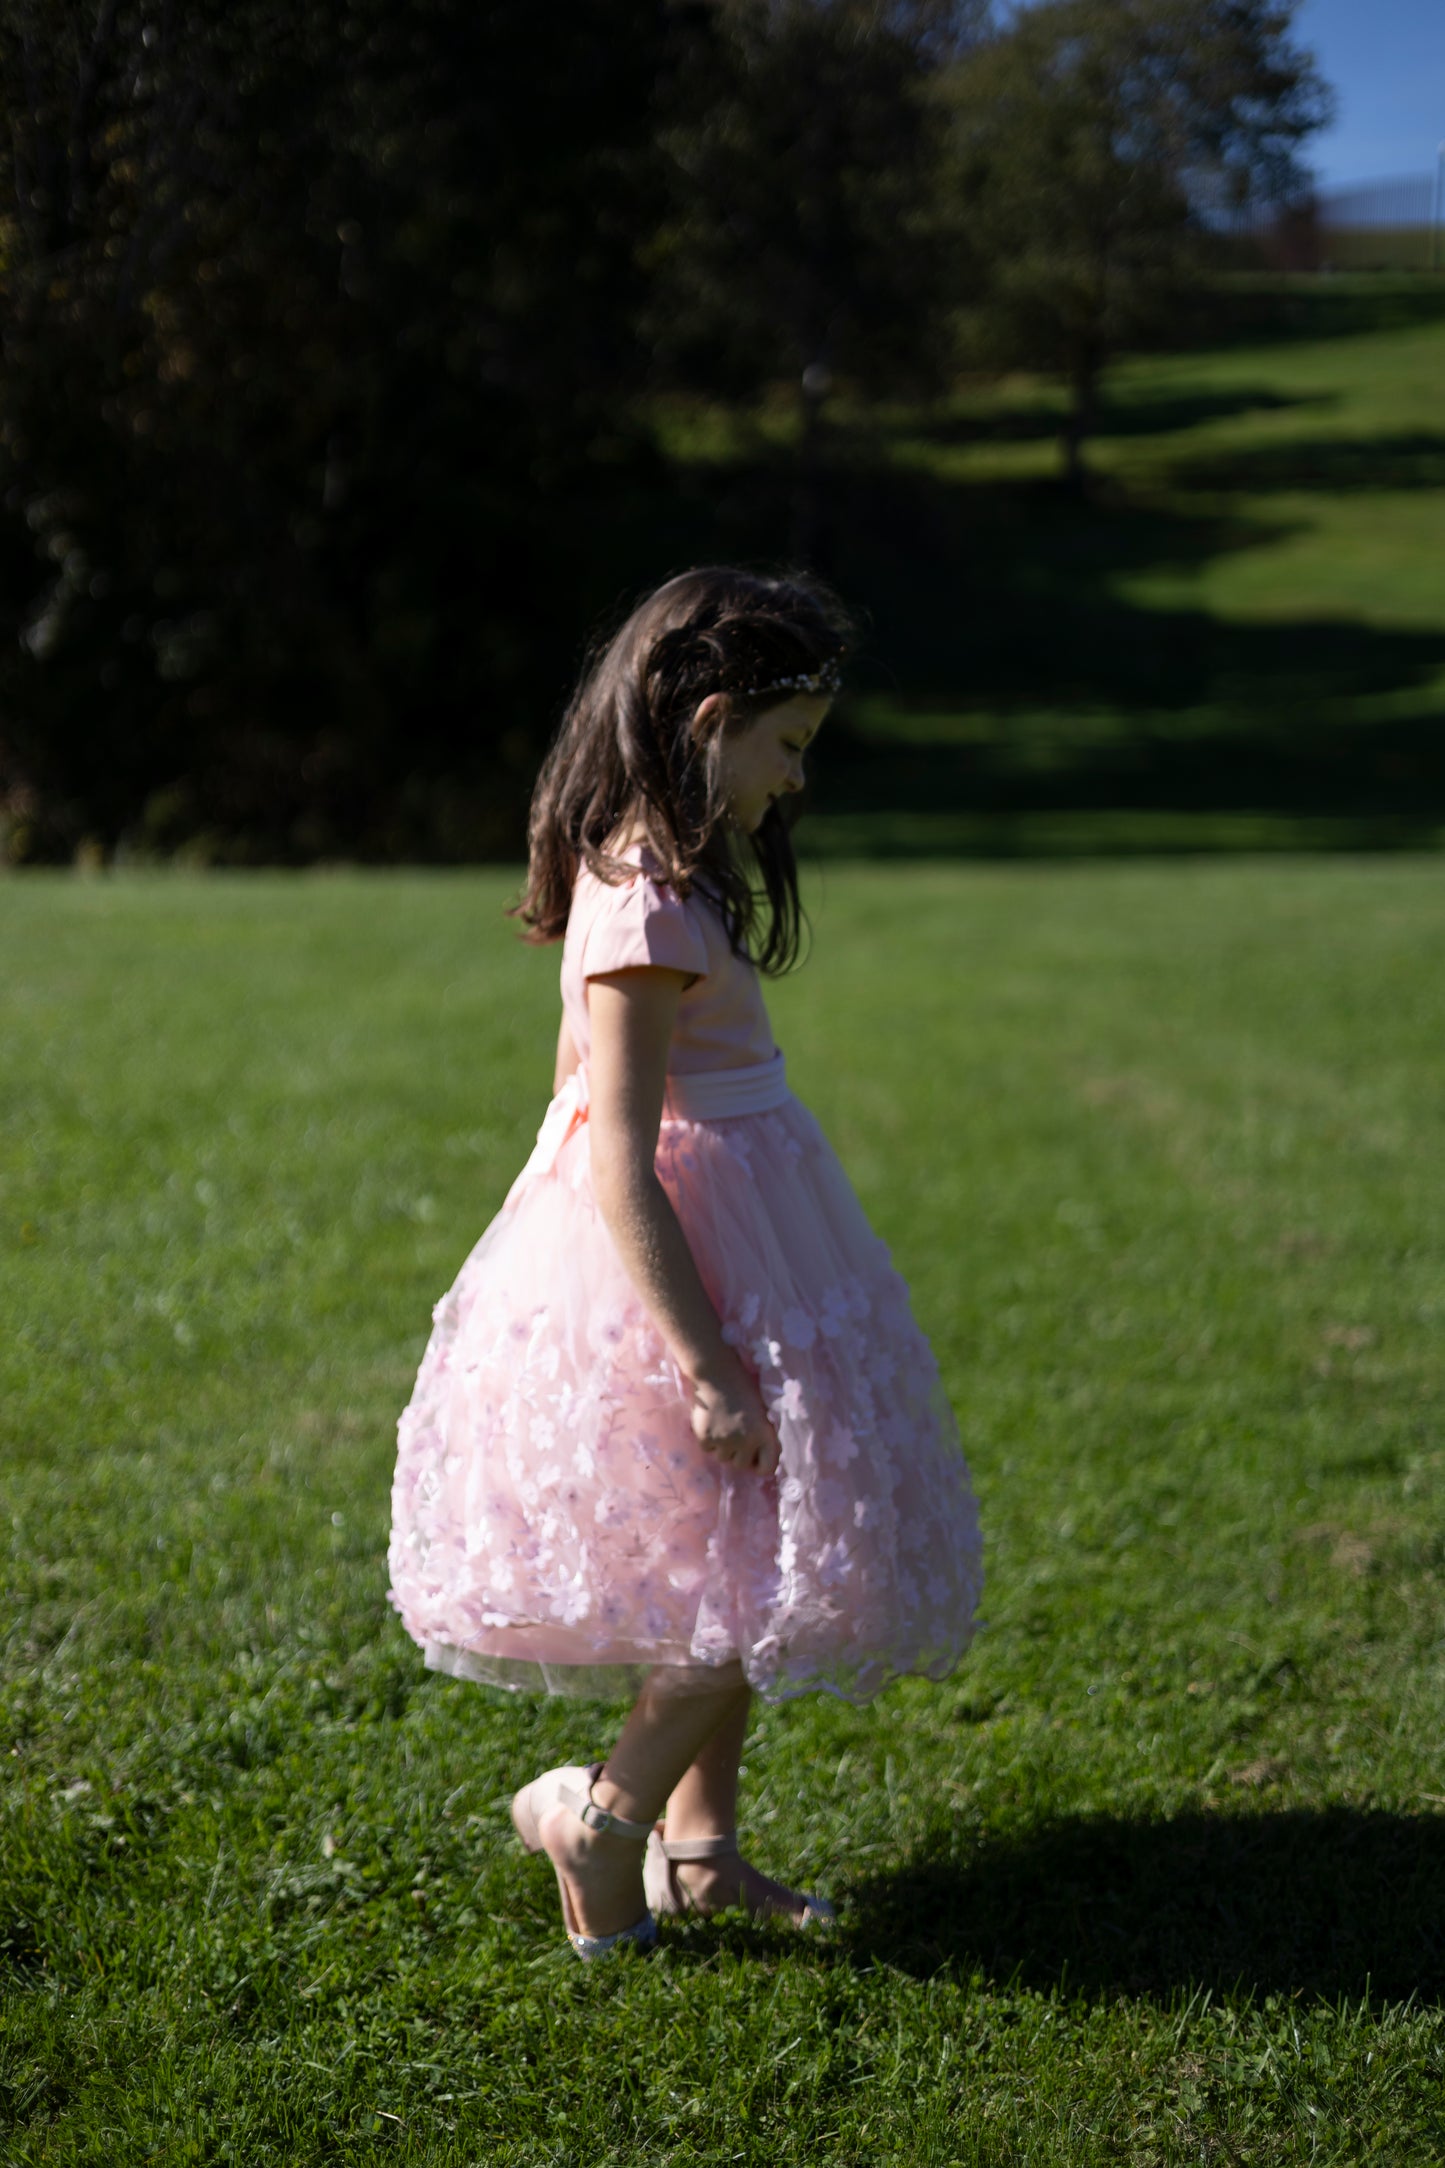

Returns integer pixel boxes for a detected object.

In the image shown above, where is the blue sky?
[1008,1,1443,192]
[1279,0,1442,188]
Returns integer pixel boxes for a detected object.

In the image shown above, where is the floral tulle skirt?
[387,1065,983,1704]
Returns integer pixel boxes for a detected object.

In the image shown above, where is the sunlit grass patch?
[3,864,1444,2163]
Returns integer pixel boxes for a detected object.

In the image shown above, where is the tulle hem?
[424,1640,655,1702]
[421,1634,978,1706]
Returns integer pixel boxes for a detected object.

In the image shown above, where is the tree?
[945,0,1331,485]
[649,0,990,555]
[0,0,681,862]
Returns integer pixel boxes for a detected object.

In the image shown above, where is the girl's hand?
[689,1358,780,1475]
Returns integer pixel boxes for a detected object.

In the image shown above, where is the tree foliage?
[946,0,1332,481]
[0,0,680,860]
[0,0,1332,860]
[651,0,989,401]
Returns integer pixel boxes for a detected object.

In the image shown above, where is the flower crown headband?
[733,656,843,707]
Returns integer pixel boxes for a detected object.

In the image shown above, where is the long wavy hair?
[513,567,853,975]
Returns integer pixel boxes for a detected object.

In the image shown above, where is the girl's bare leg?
[661,1687,818,1923]
[661,1683,750,1834]
[535,1661,747,1939]
[536,1663,819,1933]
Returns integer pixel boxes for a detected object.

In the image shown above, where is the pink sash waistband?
[665,1050,789,1120]
[515,1051,790,1194]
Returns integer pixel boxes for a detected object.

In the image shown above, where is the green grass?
[4,863,1445,2162]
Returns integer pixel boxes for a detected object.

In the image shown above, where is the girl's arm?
[553,1014,580,1096]
[587,966,779,1474]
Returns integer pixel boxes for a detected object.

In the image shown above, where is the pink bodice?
[559,848,776,1074]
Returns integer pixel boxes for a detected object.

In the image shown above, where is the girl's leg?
[535,1662,819,1933]
[535,1661,747,1939]
[661,1690,818,1923]
[661,1683,751,1835]
[594,1662,750,1828]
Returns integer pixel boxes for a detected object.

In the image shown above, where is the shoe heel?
[510,1782,542,1854]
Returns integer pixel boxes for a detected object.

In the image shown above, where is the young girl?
[388,567,982,1957]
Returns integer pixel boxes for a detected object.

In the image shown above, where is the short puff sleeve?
[580,872,710,983]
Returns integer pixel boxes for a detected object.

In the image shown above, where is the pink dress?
[388,850,983,1704]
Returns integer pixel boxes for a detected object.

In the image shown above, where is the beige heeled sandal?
[511,1761,659,1960]
[643,1827,836,1927]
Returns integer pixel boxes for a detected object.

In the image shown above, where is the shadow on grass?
[810,469,1445,830]
[847,1808,1445,2002]
[1196,277,1445,352]
[1171,431,1445,495]
[683,452,1445,719]
[905,385,1329,450]
[592,420,1445,851]
[806,467,1445,724]
[814,693,1445,833]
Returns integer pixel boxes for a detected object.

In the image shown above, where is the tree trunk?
[792,359,832,568]
[1060,352,1099,490]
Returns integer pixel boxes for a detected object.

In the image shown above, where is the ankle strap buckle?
[563,1763,655,1842]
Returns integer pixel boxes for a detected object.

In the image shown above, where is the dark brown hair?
[513,566,852,975]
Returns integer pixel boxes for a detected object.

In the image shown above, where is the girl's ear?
[693,692,727,735]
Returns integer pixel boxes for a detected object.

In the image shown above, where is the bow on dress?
[506,1065,591,1205]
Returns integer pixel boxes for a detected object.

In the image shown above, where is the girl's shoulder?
[569,845,716,982]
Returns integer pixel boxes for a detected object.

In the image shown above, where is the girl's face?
[712,693,832,835]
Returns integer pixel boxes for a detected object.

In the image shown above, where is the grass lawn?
[651,280,1445,856]
[3,862,1444,2163]
[900,293,1445,628]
